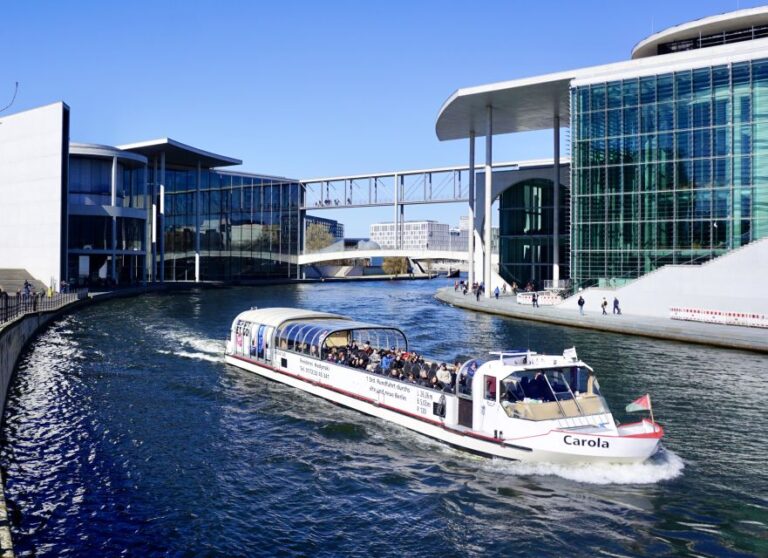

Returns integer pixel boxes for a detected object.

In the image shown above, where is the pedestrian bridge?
[297,248,469,265]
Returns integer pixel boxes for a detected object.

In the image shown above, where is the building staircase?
[0,269,48,294]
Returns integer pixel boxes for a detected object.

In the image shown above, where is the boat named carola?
[224,307,664,464]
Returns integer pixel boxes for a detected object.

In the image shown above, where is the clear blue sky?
[4,0,763,235]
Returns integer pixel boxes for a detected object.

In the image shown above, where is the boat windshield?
[500,366,594,403]
[499,366,606,420]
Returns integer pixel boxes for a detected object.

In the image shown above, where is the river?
[1,280,766,556]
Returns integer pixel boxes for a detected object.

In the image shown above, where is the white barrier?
[669,306,768,328]
[516,291,563,306]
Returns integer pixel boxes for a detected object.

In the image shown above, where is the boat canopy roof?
[234,307,346,329]
[234,307,408,352]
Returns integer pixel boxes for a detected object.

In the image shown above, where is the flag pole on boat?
[626,394,654,423]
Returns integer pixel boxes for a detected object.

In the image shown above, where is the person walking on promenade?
[601,297,608,315]
[532,292,539,308]
[476,286,481,302]
[578,295,585,315]
[613,297,621,315]
[494,286,500,300]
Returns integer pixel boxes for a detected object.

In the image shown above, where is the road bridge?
[298,248,468,266]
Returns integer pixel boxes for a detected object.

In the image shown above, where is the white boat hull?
[224,352,663,464]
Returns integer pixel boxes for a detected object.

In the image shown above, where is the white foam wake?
[151,324,225,363]
[485,448,685,485]
[156,348,223,363]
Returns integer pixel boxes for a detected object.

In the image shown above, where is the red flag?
[626,394,651,413]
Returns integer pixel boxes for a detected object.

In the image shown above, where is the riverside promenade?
[435,287,768,354]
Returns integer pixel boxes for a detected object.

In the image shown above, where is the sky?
[4,0,765,235]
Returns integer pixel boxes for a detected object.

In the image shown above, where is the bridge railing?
[300,161,524,210]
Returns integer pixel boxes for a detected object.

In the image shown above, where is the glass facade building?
[498,179,569,287]
[571,59,768,287]
[158,168,300,281]
[67,147,149,286]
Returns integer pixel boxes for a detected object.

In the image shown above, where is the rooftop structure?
[436,6,768,295]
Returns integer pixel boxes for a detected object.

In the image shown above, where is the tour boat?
[224,307,664,464]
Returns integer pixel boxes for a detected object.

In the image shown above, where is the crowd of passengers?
[320,341,459,392]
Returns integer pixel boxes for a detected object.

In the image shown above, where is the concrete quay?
[435,287,768,354]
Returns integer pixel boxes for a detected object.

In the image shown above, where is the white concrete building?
[370,220,451,250]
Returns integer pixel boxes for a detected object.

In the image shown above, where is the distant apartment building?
[369,220,451,250]
[305,215,344,241]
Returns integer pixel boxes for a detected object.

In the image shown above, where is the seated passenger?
[505,380,523,402]
[381,353,394,371]
[529,372,552,401]
[429,375,440,390]
[436,365,452,390]
[309,345,318,357]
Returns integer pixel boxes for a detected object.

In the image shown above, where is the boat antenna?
[0,82,18,114]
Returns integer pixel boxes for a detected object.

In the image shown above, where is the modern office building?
[305,215,344,243]
[0,103,301,287]
[370,220,451,251]
[436,6,768,296]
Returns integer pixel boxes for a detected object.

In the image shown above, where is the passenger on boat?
[436,365,452,390]
[381,353,394,372]
[527,372,553,401]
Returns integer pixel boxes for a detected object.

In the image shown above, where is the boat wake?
[153,327,224,363]
[485,447,685,485]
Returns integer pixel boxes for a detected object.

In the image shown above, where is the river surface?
[1,280,766,557]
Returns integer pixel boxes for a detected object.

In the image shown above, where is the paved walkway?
[435,287,768,354]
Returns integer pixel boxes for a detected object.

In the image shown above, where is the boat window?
[500,375,526,402]
[500,366,594,403]
[484,375,497,401]
[457,359,483,396]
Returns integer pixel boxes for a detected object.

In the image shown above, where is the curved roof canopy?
[118,137,241,168]
[632,6,768,59]
[234,307,345,329]
[435,71,573,141]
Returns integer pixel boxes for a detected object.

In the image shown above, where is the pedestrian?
[454,280,459,292]
[613,297,621,315]
[532,292,539,308]
[476,286,481,302]
[578,295,585,315]
[502,284,507,295]
[494,286,500,300]
[601,297,608,315]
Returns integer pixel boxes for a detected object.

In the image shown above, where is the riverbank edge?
[434,287,768,354]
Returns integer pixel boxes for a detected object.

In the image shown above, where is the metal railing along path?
[0,290,88,326]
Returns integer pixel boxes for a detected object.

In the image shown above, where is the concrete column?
[468,131,475,288]
[195,161,201,283]
[142,162,148,285]
[553,115,560,286]
[393,173,399,249]
[110,156,118,283]
[151,157,157,283]
[484,105,493,298]
[159,151,166,283]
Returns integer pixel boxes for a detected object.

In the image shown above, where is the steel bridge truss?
[300,162,520,210]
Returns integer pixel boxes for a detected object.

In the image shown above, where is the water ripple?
[0,281,766,557]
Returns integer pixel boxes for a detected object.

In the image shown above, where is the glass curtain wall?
[571,59,768,288]
[498,179,569,288]
[160,167,300,281]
